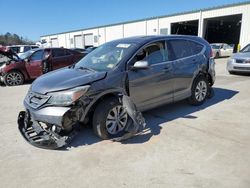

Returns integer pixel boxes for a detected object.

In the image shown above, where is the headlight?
[228,58,235,64]
[47,85,90,106]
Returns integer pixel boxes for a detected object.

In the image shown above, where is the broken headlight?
[47,85,90,106]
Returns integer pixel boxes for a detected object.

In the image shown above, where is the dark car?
[18,35,215,149]
[0,47,84,86]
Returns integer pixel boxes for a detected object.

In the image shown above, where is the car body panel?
[31,67,107,94]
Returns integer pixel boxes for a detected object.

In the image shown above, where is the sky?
[0,0,247,41]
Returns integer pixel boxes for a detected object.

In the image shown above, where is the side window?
[188,41,204,54]
[31,46,39,49]
[167,39,202,60]
[24,46,31,52]
[52,49,65,58]
[64,49,71,56]
[29,50,44,61]
[132,41,167,66]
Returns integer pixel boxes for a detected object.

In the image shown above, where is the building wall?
[41,3,250,49]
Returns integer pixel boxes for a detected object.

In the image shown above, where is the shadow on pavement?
[66,87,239,149]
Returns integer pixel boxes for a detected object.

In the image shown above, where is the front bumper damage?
[18,111,78,149]
[18,92,146,149]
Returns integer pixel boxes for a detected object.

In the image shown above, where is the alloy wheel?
[195,80,207,102]
[6,72,23,86]
[105,105,128,135]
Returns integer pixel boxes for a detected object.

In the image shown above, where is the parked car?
[227,43,250,74]
[71,47,97,56]
[8,45,39,56]
[18,35,215,149]
[211,43,233,58]
[0,47,84,86]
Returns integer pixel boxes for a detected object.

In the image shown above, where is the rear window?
[167,39,203,60]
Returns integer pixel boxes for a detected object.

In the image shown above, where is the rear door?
[51,48,72,70]
[25,50,44,79]
[167,39,205,101]
[127,40,174,110]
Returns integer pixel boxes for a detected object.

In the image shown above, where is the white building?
[41,1,250,50]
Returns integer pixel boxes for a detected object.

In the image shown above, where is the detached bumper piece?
[18,111,77,149]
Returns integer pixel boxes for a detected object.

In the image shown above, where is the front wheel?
[92,98,128,139]
[4,71,24,86]
[188,76,209,106]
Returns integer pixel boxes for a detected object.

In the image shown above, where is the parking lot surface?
[0,58,249,188]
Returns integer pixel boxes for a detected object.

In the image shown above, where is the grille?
[233,66,250,70]
[235,59,250,64]
[235,59,245,64]
[26,92,50,109]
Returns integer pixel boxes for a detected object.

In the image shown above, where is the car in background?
[0,47,84,86]
[227,43,250,74]
[9,45,39,55]
[8,45,39,56]
[18,35,215,148]
[71,46,97,56]
[211,43,234,58]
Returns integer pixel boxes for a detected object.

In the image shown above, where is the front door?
[127,40,174,110]
[25,50,44,79]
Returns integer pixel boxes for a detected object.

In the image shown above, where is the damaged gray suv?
[18,35,215,149]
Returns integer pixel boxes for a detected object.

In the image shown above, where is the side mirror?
[24,58,30,63]
[131,61,149,70]
[43,53,51,61]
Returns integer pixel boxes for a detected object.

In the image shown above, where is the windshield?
[241,44,250,53]
[75,41,137,71]
[211,44,221,49]
[18,49,35,60]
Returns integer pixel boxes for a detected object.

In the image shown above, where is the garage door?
[74,35,83,48]
[51,38,59,47]
[84,34,94,47]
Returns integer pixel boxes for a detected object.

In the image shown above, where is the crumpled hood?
[31,67,107,94]
[231,52,250,60]
[0,46,19,61]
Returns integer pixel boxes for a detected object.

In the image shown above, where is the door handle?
[164,66,171,72]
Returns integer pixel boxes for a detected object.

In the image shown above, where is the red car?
[0,47,84,86]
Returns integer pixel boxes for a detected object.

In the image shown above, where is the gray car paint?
[22,35,215,127]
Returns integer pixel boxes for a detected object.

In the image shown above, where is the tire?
[4,71,24,86]
[92,98,128,139]
[229,71,235,75]
[215,52,219,58]
[188,75,209,106]
[207,86,214,99]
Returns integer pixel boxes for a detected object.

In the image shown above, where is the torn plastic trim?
[112,94,146,142]
[18,111,78,149]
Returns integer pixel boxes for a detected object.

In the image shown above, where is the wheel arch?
[80,89,125,124]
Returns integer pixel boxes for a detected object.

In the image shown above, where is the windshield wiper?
[77,66,96,72]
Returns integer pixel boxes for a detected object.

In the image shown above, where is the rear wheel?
[188,75,209,106]
[215,52,219,58]
[4,71,24,86]
[92,98,128,139]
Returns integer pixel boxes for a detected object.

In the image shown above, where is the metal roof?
[41,1,250,37]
